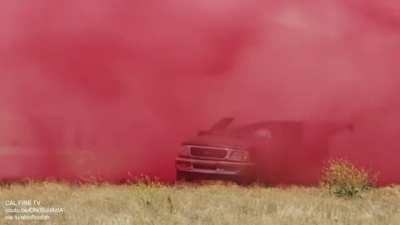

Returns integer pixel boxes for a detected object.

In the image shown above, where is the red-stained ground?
[0,0,399,185]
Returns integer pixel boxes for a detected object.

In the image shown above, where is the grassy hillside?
[0,182,399,225]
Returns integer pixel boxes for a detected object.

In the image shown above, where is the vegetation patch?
[321,159,378,198]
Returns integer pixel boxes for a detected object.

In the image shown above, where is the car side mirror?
[254,128,272,139]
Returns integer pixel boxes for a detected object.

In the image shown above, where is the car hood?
[182,135,251,150]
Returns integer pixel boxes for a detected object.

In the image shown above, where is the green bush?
[320,159,377,198]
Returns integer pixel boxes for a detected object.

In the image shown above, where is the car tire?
[176,171,193,182]
[236,173,257,185]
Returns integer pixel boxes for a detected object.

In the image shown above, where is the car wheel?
[176,171,193,182]
[236,173,257,185]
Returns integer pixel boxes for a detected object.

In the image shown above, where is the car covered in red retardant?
[175,118,353,185]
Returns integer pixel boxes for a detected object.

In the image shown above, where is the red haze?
[0,0,399,184]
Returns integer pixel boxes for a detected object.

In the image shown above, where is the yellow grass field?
[0,182,399,225]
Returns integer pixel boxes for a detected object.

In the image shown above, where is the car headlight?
[179,146,191,157]
[229,151,249,161]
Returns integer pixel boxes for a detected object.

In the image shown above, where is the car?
[175,118,353,185]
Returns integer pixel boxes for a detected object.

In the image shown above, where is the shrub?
[320,159,377,198]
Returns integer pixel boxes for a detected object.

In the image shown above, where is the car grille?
[190,147,227,158]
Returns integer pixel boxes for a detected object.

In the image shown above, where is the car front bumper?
[175,157,255,176]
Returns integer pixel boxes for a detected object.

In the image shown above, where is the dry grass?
[0,182,399,225]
